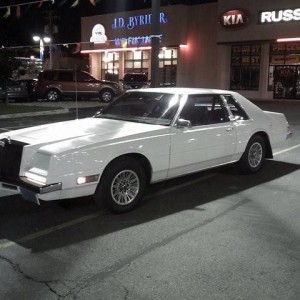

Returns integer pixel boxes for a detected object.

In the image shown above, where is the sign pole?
[151,0,160,88]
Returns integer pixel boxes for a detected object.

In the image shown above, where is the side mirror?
[176,118,191,128]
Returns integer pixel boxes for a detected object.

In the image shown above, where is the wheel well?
[100,88,114,95]
[102,154,152,183]
[253,131,273,158]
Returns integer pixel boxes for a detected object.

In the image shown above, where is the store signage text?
[112,12,168,30]
[114,35,162,47]
[219,10,248,28]
[260,8,300,23]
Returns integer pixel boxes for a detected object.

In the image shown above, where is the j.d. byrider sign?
[260,8,300,23]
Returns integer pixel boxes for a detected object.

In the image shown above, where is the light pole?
[33,35,52,68]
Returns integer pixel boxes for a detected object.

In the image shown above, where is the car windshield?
[95,91,180,126]
[123,74,148,82]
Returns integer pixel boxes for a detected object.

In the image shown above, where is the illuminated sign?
[260,8,300,23]
[219,10,248,28]
[90,24,107,43]
[114,35,162,47]
[112,12,168,30]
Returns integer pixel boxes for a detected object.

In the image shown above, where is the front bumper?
[0,177,62,204]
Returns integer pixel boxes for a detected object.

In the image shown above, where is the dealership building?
[81,0,300,100]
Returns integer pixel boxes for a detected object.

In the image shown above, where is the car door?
[168,94,237,178]
[76,71,99,98]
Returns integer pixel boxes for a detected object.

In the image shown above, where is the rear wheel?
[46,89,61,101]
[238,135,265,174]
[94,157,147,213]
[99,89,114,103]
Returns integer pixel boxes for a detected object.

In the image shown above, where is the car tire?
[94,157,147,213]
[46,89,61,101]
[99,89,114,103]
[238,135,265,174]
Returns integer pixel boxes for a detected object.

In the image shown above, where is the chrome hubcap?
[48,91,58,101]
[102,92,112,102]
[248,142,262,168]
[111,170,139,205]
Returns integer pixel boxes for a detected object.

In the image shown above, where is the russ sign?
[219,10,248,28]
[260,8,300,23]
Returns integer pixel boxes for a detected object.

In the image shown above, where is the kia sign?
[219,10,248,28]
[260,8,300,23]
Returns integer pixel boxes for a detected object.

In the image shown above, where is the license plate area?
[20,187,40,205]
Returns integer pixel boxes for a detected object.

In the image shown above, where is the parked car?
[0,79,29,102]
[121,72,150,90]
[0,88,291,213]
[33,69,123,102]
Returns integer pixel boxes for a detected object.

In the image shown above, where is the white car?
[0,88,291,213]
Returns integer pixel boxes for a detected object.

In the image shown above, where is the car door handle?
[225,126,234,131]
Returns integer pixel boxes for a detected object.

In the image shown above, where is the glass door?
[273,66,297,99]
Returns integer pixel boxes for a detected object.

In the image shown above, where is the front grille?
[0,138,28,181]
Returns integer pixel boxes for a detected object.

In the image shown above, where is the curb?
[0,108,69,119]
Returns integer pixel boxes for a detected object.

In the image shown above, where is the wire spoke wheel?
[248,142,263,168]
[111,170,140,205]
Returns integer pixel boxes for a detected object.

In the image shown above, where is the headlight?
[24,170,47,185]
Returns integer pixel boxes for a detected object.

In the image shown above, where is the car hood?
[2,117,169,154]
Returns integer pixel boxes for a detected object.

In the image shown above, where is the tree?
[0,49,22,104]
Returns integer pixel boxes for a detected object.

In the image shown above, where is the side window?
[58,71,73,82]
[179,95,229,126]
[223,95,249,120]
[76,72,95,82]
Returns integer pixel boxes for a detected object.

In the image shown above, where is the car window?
[123,74,148,82]
[41,71,55,81]
[57,71,73,82]
[76,71,95,82]
[223,95,249,120]
[96,91,179,126]
[179,95,229,126]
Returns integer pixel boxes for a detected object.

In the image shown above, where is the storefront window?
[269,43,300,91]
[101,52,119,82]
[230,44,261,90]
[124,50,149,75]
[158,48,178,86]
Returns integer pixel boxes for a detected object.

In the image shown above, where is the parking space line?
[274,143,300,156]
[0,173,217,250]
[0,212,101,249]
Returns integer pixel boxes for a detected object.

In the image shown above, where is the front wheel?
[99,89,114,103]
[94,157,147,213]
[238,135,265,174]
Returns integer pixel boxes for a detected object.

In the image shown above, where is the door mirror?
[176,118,191,128]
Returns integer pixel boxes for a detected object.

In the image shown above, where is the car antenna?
[74,65,79,120]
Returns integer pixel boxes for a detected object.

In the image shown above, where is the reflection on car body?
[0,88,291,213]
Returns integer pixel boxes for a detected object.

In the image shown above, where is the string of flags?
[0,0,101,18]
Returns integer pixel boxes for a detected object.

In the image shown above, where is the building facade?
[81,0,300,100]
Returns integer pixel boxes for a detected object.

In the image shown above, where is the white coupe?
[0,88,291,213]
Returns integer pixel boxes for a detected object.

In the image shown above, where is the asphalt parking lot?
[0,100,299,300]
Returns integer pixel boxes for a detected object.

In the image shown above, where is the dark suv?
[34,69,123,102]
[121,73,150,90]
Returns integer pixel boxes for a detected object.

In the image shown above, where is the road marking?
[0,173,216,250]
[274,143,300,156]
[0,213,101,249]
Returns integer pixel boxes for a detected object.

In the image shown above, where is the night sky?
[0,0,216,48]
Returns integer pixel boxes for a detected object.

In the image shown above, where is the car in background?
[0,88,291,213]
[121,72,150,90]
[0,79,29,102]
[33,69,123,102]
